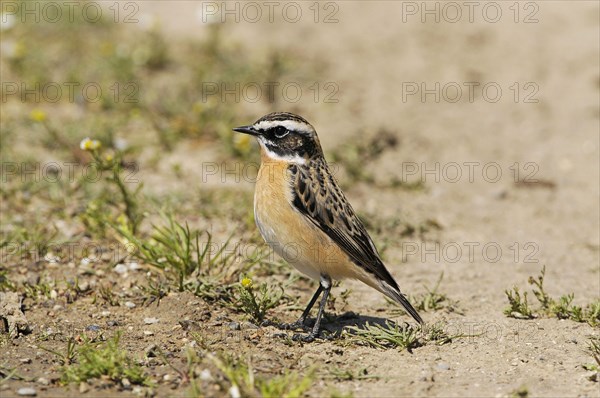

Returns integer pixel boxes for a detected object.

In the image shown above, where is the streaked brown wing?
[288,159,397,286]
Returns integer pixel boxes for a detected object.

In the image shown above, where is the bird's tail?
[379,281,424,325]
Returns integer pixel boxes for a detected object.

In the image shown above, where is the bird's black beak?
[232,125,259,136]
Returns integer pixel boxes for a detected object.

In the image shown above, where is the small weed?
[209,352,313,398]
[116,212,240,296]
[61,332,152,387]
[582,336,600,374]
[505,266,599,325]
[346,321,422,351]
[37,337,77,366]
[0,268,16,292]
[504,286,534,319]
[235,277,283,323]
[82,141,144,235]
[409,272,455,312]
[96,284,120,306]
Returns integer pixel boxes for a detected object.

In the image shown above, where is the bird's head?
[233,112,323,163]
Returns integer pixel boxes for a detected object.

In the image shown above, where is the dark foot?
[292,332,317,342]
[261,318,308,331]
[291,330,335,342]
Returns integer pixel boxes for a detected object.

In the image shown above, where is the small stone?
[79,381,90,393]
[228,322,241,331]
[106,320,119,327]
[241,322,259,330]
[145,344,158,357]
[36,378,49,386]
[199,369,212,381]
[86,325,101,332]
[52,305,62,311]
[17,387,37,396]
[100,311,111,317]
[19,358,32,364]
[121,378,131,389]
[124,301,136,309]
[144,317,159,325]
[143,330,154,336]
[114,264,128,274]
[128,262,141,271]
[436,363,450,371]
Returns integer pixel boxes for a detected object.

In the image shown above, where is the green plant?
[346,321,422,351]
[582,336,600,373]
[235,277,283,322]
[505,266,599,325]
[209,352,313,398]
[82,140,144,235]
[410,272,453,312]
[61,332,152,387]
[504,286,534,319]
[37,337,77,366]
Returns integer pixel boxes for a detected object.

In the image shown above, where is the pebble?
[124,301,136,309]
[17,387,37,396]
[144,317,159,325]
[114,264,128,274]
[86,325,101,332]
[36,378,49,386]
[19,358,32,364]
[100,311,111,317]
[121,378,131,389]
[199,369,212,381]
[145,344,158,357]
[79,382,90,394]
[241,322,259,330]
[143,330,154,336]
[228,322,241,331]
[436,363,450,371]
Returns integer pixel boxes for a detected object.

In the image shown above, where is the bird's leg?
[293,276,332,342]
[263,284,323,330]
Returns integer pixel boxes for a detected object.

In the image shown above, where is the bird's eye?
[273,126,289,139]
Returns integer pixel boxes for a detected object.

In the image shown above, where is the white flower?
[80,137,101,151]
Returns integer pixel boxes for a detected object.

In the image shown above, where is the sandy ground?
[1,1,599,397]
[132,2,600,395]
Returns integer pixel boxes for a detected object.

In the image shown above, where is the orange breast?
[254,156,374,284]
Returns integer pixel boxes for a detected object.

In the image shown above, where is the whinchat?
[234,112,423,341]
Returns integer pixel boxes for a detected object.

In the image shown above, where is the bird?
[233,112,423,341]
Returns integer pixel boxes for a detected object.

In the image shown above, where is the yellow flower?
[104,153,114,162]
[241,277,253,289]
[80,137,101,151]
[30,109,47,122]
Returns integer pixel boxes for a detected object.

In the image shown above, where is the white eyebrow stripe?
[253,120,313,134]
